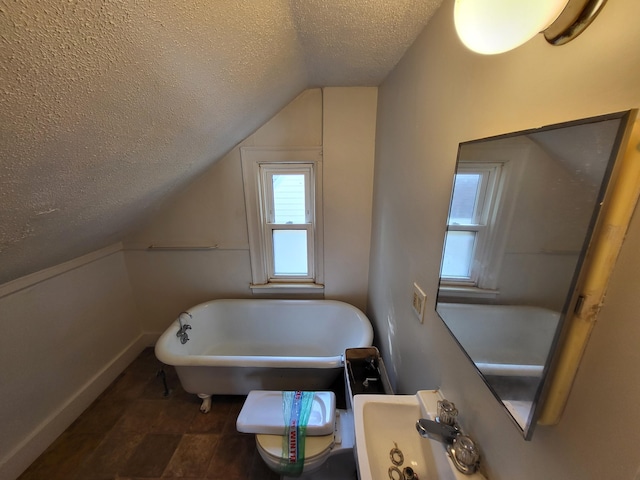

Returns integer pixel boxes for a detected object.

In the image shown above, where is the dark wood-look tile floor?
[18,348,280,480]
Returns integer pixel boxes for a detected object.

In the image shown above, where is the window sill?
[438,285,499,300]
[250,283,325,295]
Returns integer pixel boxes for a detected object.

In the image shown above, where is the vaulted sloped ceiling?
[0,0,443,285]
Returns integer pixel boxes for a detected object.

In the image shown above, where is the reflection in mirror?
[436,111,633,439]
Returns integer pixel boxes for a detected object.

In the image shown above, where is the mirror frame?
[539,111,640,425]
[436,109,639,438]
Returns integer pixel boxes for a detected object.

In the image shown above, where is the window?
[441,162,503,288]
[241,147,323,290]
[262,165,314,279]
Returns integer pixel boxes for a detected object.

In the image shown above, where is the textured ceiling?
[0,0,443,285]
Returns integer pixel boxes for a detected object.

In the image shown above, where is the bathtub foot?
[198,393,212,413]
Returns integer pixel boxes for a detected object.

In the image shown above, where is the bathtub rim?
[154,298,373,368]
[156,352,347,369]
[436,302,561,376]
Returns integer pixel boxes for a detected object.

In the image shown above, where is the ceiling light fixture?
[453,0,607,55]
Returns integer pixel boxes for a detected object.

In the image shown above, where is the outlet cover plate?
[412,282,427,323]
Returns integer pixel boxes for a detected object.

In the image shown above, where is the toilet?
[236,390,356,479]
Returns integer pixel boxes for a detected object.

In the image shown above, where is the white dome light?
[454,0,569,54]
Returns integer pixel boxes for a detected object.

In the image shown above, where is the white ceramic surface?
[437,303,560,371]
[256,409,357,480]
[354,390,486,480]
[154,299,373,395]
[236,391,336,436]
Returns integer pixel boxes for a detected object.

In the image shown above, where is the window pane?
[449,173,481,224]
[441,231,476,278]
[273,174,306,224]
[273,230,308,275]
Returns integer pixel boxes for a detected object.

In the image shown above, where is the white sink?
[353,390,486,480]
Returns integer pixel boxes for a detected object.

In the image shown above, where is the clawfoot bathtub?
[155,299,374,412]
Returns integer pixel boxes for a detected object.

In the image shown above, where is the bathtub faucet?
[176,311,192,344]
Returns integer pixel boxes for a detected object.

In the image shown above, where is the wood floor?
[18,348,280,480]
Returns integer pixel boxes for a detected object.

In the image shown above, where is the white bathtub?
[155,299,373,409]
[436,303,561,377]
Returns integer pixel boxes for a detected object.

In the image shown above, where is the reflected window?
[441,163,503,286]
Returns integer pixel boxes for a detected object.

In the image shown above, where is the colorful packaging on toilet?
[280,391,315,476]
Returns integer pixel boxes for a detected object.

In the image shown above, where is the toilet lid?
[237,391,336,436]
[256,432,334,462]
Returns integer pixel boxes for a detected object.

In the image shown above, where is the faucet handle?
[437,399,458,426]
[447,435,480,475]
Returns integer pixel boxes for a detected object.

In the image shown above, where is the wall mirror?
[436,110,636,439]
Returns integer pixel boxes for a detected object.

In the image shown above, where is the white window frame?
[241,147,324,290]
[261,164,315,281]
[441,161,510,292]
[442,162,502,286]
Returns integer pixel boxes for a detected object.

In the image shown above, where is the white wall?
[124,87,377,332]
[0,246,144,480]
[497,138,596,309]
[323,87,377,309]
[368,0,640,478]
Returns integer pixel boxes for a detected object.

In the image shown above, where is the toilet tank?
[344,347,394,411]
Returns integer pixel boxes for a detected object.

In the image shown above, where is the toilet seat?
[256,432,335,474]
[256,431,335,461]
[237,391,348,476]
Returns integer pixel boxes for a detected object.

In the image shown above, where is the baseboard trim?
[0,334,149,480]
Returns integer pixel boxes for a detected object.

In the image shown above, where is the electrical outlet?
[412,282,427,323]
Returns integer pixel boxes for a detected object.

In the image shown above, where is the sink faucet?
[416,398,460,443]
[416,399,480,475]
[176,311,192,344]
[416,418,460,443]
